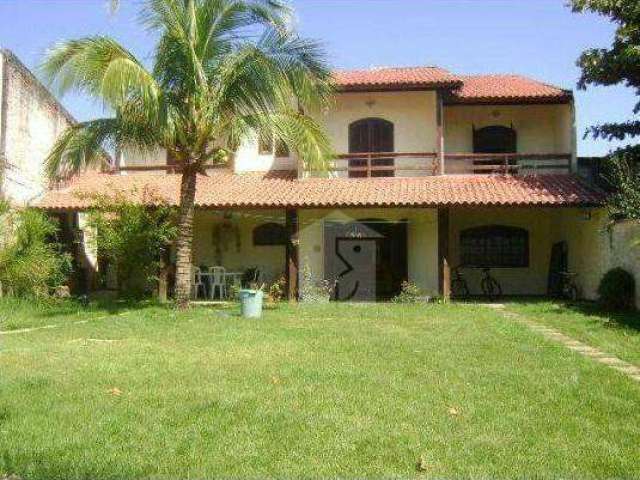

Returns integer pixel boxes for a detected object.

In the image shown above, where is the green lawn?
[509,300,640,365]
[1,300,639,479]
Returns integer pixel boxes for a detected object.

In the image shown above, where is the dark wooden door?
[324,219,408,301]
[348,118,394,177]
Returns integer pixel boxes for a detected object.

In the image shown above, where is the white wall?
[0,50,74,205]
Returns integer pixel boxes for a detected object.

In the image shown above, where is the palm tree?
[43,0,333,306]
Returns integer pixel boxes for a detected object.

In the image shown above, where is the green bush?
[597,268,636,311]
[0,207,72,297]
[88,192,177,298]
[392,281,424,303]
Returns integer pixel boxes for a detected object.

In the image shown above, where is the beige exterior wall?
[0,50,74,205]
[298,208,439,296]
[552,214,639,306]
[314,91,438,177]
[120,146,167,167]
[443,103,574,174]
[448,206,609,299]
[192,209,286,284]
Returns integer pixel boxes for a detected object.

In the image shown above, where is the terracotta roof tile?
[333,66,462,91]
[37,171,605,210]
[448,74,572,104]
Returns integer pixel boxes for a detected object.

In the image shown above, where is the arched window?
[473,125,517,154]
[460,225,529,268]
[253,223,287,246]
[348,118,394,178]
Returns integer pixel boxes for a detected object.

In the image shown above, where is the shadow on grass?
[563,302,640,331]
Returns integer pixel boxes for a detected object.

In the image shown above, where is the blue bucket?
[239,289,264,318]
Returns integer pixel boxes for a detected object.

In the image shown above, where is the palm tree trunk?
[174,167,198,307]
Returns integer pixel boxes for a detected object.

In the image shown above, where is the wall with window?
[192,209,286,284]
[449,207,555,295]
[444,104,572,153]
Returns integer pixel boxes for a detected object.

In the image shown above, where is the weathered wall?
[298,208,439,296]
[606,221,640,307]
[0,50,74,205]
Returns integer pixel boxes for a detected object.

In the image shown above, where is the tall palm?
[43,0,333,306]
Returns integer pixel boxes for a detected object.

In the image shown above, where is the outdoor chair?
[209,266,227,300]
[192,266,205,299]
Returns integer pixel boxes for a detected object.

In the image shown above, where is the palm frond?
[45,119,118,179]
[41,36,159,109]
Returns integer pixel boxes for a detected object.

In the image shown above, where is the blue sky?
[0,0,636,156]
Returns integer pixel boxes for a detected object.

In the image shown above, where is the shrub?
[0,207,72,297]
[267,275,286,303]
[597,268,636,311]
[392,281,425,303]
[87,191,177,298]
[299,264,333,303]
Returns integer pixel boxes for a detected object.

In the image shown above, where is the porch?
[186,204,607,302]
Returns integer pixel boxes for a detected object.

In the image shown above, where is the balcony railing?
[317,152,573,177]
[327,152,439,177]
[443,153,572,175]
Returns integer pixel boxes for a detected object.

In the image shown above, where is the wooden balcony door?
[348,118,394,177]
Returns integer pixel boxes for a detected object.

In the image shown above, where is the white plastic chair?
[209,266,227,300]
[192,266,205,299]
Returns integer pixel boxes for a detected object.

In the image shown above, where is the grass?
[1,300,639,479]
[509,300,640,365]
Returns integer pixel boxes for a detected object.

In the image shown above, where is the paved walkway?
[487,304,640,383]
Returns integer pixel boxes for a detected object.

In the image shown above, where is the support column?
[438,207,451,301]
[436,91,445,175]
[285,208,299,301]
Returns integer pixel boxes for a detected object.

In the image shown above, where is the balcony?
[318,152,572,177]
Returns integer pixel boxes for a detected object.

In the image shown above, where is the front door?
[348,118,394,177]
[324,219,408,301]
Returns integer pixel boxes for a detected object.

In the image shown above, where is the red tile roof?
[37,171,604,210]
[333,66,462,92]
[333,67,572,103]
[447,75,572,104]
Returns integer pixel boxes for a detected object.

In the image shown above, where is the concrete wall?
[298,207,439,296]
[0,50,74,205]
[192,209,287,284]
[604,221,640,307]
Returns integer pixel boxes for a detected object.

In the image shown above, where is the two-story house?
[38,66,607,301]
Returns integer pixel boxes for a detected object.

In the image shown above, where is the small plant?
[392,281,425,303]
[267,275,286,303]
[597,267,636,311]
[299,264,333,303]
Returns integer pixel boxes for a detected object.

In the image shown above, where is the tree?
[572,0,640,219]
[572,0,640,142]
[42,0,333,306]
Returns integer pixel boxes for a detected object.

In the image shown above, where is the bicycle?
[558,271,579,302]
[480,267,502,300]
[451,266,470,299]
